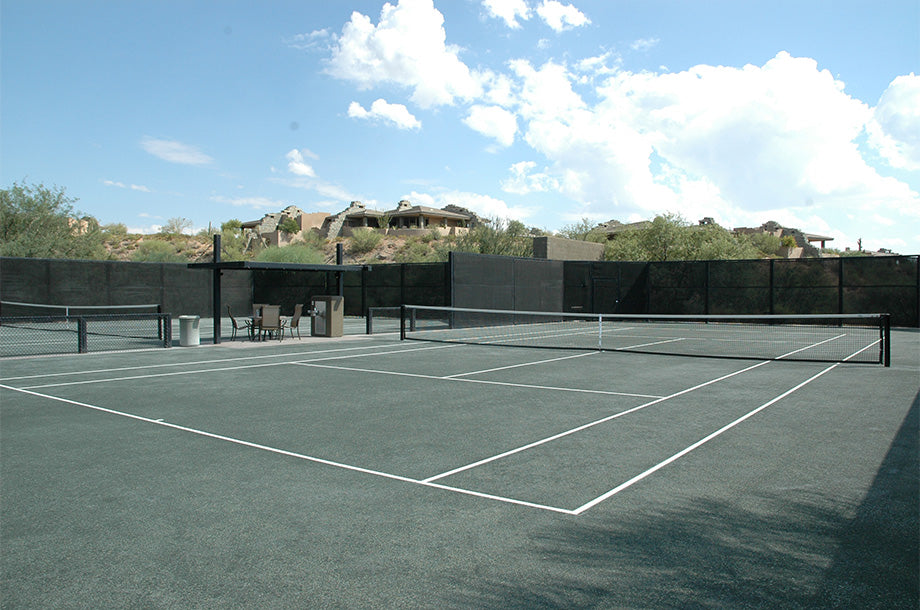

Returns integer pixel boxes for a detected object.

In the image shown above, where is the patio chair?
[287,304,304,339]
[226,305,251,341]
[259,305,285,341]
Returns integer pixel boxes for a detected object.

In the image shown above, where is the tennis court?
[1,319,917,607]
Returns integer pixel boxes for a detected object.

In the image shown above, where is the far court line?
[292,361,664,399]
[0,340,428,382]
[16,344,458,390]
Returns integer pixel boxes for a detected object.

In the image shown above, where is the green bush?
[348,229,383,255]
[255,245,324,264]
[130,239,187,262]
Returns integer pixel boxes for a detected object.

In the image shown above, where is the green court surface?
[2,330,917,608]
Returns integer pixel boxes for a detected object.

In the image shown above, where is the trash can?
[311,296,344,337]
[179,315,200,346]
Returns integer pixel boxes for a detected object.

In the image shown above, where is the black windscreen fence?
[252,262,449,317]
[450,252,563,312]
[564,256,919,327]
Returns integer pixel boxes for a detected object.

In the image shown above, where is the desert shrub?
[348,229,383,255]
[255,245,323,264]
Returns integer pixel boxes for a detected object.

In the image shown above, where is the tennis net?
[400,305,891,366]
[0,304,171,357]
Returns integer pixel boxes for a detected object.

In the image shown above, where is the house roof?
[388,205,470,219]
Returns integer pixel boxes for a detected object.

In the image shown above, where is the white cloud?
[286,149,317,177]
[348,98,422,129]
[326,0,483,108]
[535,0,590,32]
[482,0,531,29]
[405,189,533,221]
[630,37,659,52]
[286,29,332,51]
[867,73,920,170]
[502,52,918,243]
[501,160,560,194]
[141,137,213,165]
[103,179,151,192]
[210,195,288,210]
[463,104,517,146]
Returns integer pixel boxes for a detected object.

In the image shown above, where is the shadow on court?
[452,395,919,609]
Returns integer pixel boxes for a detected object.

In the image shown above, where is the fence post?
[769,259,775,315]
[838,257,844,315]
[212,233,222,345]
[77,318,88,353]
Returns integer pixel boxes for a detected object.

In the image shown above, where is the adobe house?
[325,200,472,238]
[241,205,326,248]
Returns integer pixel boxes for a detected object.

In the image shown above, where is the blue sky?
[2,0,918,253]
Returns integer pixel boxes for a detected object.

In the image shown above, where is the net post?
[163,314,172,348]
[597,314,603,349]
[882,314,891,367]
[366,308,373,335]
[77,318,88,353]
[400,305,406,341]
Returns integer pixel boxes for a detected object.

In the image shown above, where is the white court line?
[421,334,860,485]
[0,341,425,382]
[443,351,598,378]
[572,362,841,514]
[422,359,773,483]
[0,384,574,515]
[17,344,457,390]
[292,361,664,399]
[613,338,686,350]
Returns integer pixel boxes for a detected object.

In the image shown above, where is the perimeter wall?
[0,257,252,317]
[564,256,920,327]
[2,254,917,327]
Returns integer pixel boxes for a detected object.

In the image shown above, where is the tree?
[160,217,193,236]
[0,182,106,259]
[278,217,300,235]
[604,213,760,261]
[558,218,605,242]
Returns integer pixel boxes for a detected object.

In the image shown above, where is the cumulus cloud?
[506,53,917,226]
[141,137,213,165]
[326,0,483,108]
[535,0,590,32]
[463,105,518,146]
[407,189,533,221]
[482,0,531,29]
[867,73,920,170]
[348,98,422,129]
[501,160,560,194]
[286,149,317,177]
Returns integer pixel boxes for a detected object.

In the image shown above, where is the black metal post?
[336,242,344,297]
[838,257,844,315]
[213,233,222,345]
[769,258,775,315]
[77,318,88,353]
